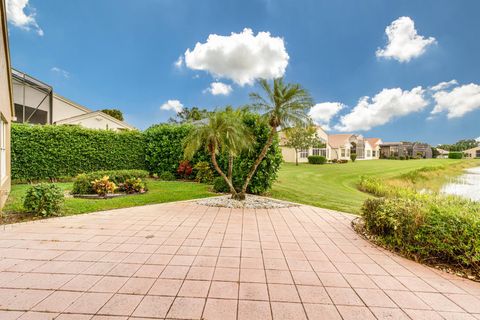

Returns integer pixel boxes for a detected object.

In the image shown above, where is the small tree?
[101,109,124,121]
[284,125,324,166]
[350,153,357,162]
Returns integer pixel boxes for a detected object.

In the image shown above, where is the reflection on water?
[440,167,480,201]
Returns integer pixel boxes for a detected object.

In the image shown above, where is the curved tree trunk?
[228,154,233,182]
[239,126,276,199]
[209,147,237,197]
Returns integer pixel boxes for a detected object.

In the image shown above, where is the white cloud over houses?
[205,82,232,96]
[309,102,344,130]
[51,67,70,79]
[160,100,183,113]
[430,79,458,92]
[431,83,480,118]
[184,28,289,86]
[334,86,428,132]
[376,16,435,62]
[6,0,43,36]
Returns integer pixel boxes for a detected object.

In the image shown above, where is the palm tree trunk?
[209,148,237,196]
[238,126,276,199]
[228,154,233,182]
[295,148,299,166]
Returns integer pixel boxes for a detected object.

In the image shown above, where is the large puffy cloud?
[160,100,183,113]
[184,28,289,86]
[431,83,480,118]
[205,82,232,96]
[308,102,344,130]
[335,87,428,132]
[6,0,43,36]
[376,17,435,62]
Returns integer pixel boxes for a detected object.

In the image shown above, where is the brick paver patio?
[1,201,480,319]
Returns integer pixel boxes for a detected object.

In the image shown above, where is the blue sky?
[5,0,480,144]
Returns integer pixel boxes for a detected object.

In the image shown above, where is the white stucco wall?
[59,114,130,131]
[52,95,88,123]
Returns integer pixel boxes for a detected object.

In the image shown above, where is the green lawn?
[2,179,214,224]
[270,159,480,214]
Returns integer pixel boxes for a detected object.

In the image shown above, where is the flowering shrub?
[121,178,147,194]
[194,161,214,183]
[177,160,193,180]
[91,176,117,196]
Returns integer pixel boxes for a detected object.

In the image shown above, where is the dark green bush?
[194,161,214,183]
[350,153,357,162]
[362,195,480,272]
[307,155,327,164]
[159,172,176,181]
[23,183,64,216]
[448,152,464,159]
[144,113,283,194]
[213,177,229,193]
[71,169,149,194]
[12,124,145,181]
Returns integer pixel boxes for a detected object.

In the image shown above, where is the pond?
[440,167,480,201]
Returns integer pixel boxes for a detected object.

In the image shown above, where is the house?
[379,142,433,158]
[436,148,450,158]
[12,68,134,131]
[279,126,329,163]
[280,126,382,162]
[464,146,480,158]
[0,0,13,208]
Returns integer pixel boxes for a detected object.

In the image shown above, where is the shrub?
[11,124,145,181]
[213,177,229,193]
[23,183,64,216]
[71,169,148,194]
[159,172,176,181]
[144,113,283,194]
[350,153,357,162]
[361,195,480,272]
[194,161,214,183]
[120,178,147,194]
[338,159,348,164]
[307,155,326,164]
[177,160,193,180]
[91,176,117,196]
[331,159,338,163]
[448,152,464,159]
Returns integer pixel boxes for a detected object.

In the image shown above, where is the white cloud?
[376,16,435,62]
[174,56,183,68]
[430,80,458,91]
[184,28,289,86]
[476,137,480,143]
[160,100,183,113]
[6,0,43,36]
[204,82,233,96]
[51,67,70,79]
[431,83,480,118]
[335,86,428,132]
[309,102,344,130]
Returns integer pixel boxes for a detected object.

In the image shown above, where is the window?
[372,150,376,157]
[312,148,327,157]
[476,150,480,158]
[340,148,345,157]
[366,150,371,157]
[299,149,309,158]
[0,119,6,182]
[14,104,48,124]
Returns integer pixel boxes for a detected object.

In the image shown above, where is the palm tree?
[236,77,313,200]
[184,109,251,198]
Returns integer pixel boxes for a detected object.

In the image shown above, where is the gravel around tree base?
[197,195,297,209]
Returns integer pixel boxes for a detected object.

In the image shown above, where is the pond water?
[440,167,480,201]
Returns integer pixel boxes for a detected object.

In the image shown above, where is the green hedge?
[12,124,146,181]
[144,113,283,194]
[448,152,464,159]
[307,155,326,164]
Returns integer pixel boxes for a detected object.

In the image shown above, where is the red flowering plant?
[177,160,193,180]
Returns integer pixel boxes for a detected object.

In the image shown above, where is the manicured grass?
[270,159,480,214]
[2,179,214,224]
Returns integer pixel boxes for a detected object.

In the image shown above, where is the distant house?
[0,0,13,208]
[11,69,134,131]
[380,142,433,159]
[464,146,480,158]
[436,148,450,158]
[279,126,382,162]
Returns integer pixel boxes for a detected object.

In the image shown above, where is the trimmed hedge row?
[12,124,146,181]
[71,169,149,195]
